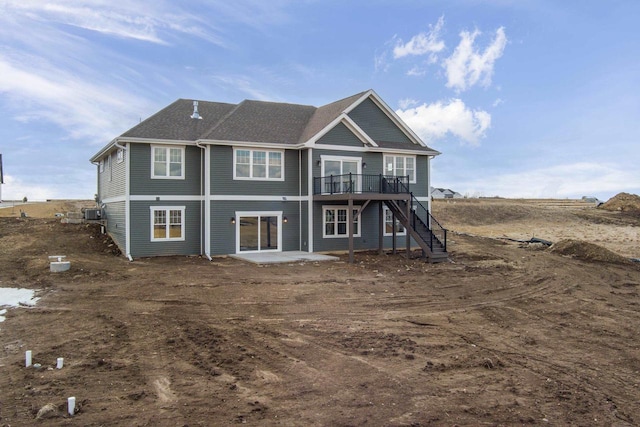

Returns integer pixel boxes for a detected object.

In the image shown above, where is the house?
[431,187,463,199]
[90,90,448,262]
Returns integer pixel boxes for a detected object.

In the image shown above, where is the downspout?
[124,142,133,261]
[196,141,212,260]
[307,148,314,252]
[298,150,302,251]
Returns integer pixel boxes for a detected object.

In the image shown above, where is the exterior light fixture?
[362,162,367,169]
[283,216,288,223]
[316,160,321,167]
[230,217,236,224]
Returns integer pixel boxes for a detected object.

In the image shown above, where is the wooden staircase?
[385,196,448,263]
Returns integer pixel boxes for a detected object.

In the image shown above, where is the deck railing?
[313,174,410,195]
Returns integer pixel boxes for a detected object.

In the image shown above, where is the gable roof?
[92,89,440,161]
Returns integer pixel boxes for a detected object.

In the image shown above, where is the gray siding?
[300,149,309,196]
[316,122,364,147]
[104,201,126,253]
[313,201,417,252]
[210,201,301,255]
[348,98,412,144]
[129,143,202,196]
[98,150,126,200]
[414,155,429,197]
[129,200,202,258]
[210,146,300,196]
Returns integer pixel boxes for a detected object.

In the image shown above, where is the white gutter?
[196,141,212,260]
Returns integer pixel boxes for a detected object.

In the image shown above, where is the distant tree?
[22,196,27,203]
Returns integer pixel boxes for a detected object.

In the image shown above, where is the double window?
[234,149,283,180]
[323,206,360,238]
[150,206,185,241]
[152,145,184,179]
[384,155,416,183]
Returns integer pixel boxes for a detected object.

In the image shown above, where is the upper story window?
[234,148,284,180]
[384,155,416,183]
[116,148,124,163]
[99,159,104,173]
[152,145,184,179]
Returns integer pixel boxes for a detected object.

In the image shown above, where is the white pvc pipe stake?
[68,396,76,416]
[25,350,32,367]
[56,357,64,369]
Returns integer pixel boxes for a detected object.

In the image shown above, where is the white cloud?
[0,0,226,46]
[444,27,507,92]
[393,16,445,59]
[211,75,277,101]
[0,175,55,201]
[492,98,504,107]
[396,99,491,145]
[407,66,427,77]
[0,53,151,142]
[459,162,640,199]
[398,98,419,110]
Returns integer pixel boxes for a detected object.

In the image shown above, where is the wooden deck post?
[378,201,384,255]
[405,196,411,259]
[348,198,354,264]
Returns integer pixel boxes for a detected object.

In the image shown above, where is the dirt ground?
[0,199,639,426]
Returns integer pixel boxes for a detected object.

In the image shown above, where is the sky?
[0,0,638,201]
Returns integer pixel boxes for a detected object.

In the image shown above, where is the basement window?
[323,206,360,238]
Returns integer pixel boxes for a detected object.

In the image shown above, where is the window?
[116,148,124,163]
[107,154,112,182]
[152,145,184,179]
[99,159,104,173]
[323,206,360,238]
[384,207,405,236]
[234,149,283,180]
[384,155,416,183]
[150,206,185,241]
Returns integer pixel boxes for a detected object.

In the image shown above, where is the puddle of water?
[0,288,39,323]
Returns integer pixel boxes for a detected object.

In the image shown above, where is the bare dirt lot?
[1,199,639,426]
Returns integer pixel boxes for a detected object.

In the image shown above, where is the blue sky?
[0,0,638,200]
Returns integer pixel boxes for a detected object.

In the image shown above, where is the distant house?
[431,187,463,199]
[90,90,448,262]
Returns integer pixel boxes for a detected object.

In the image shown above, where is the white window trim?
[151,145,185,180]
[383,206,406,236]
[320,155,362,194]
[383,154,416,184]
[99,159,104,173]
[322,205,361,239]
[235,211,283,253]
[150,206,186,242]
[107,154,112,182]
[233,148,285,181]
[116,148,124,164]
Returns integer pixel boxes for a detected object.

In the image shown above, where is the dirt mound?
[0,199,95,218]
[600,192,640,213]
[549,239,631,264]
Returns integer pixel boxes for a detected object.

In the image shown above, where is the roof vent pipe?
[191,100,202,120]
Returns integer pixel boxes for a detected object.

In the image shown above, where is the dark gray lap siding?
[129,200,202,258]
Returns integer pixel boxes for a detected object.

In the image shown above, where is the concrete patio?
[230,251,339,264]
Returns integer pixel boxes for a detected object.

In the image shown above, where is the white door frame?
[235,211,283,253]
